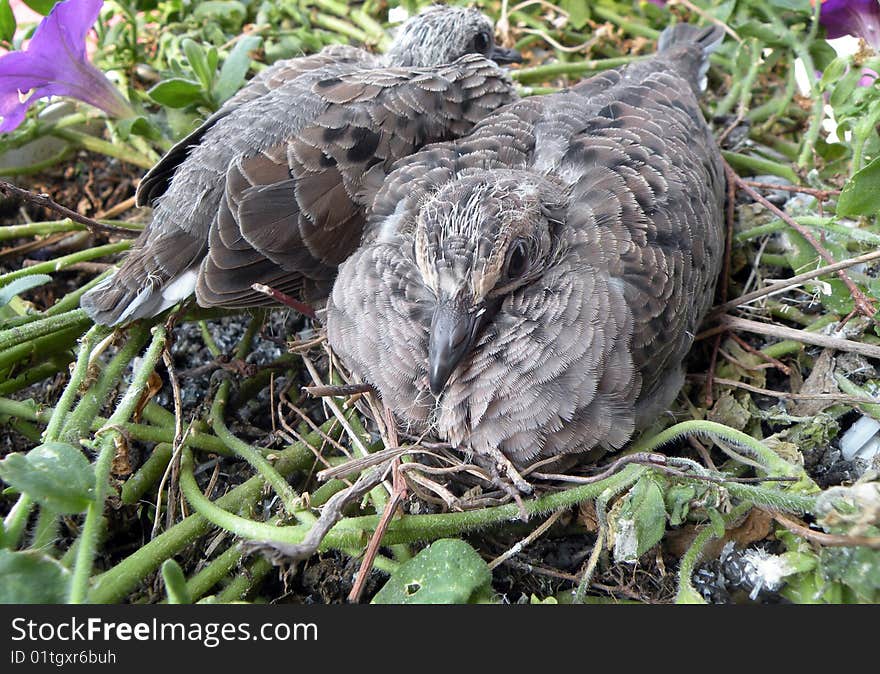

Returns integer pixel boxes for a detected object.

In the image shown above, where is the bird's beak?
[490,45,522,65]
[428,302,481,395]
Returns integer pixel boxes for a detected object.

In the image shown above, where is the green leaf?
[837,155,880,217]
[766,0,810,13]
[559,0,589,29]
[612,476,667,562]
[0,442,95,514]
[372,539,493,604]
[0,274,52,308]
[0,550,71,603]
[737,21,791,47]
[21,0,57,15]
[0,0,16,43]
[182,38,214,91]
[809,39,837,72]
[214,35,262,104]
[829,66,864,111]
[816,278,855,315]
[192,1,247,30]
[147,78,205,108]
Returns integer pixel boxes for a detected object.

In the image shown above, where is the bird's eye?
[472,31,491,54]
[504,240,529,281]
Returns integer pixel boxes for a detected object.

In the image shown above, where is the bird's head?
[384,5,521,68]
[412,172,567,394]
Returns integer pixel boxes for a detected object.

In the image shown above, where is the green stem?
[87,422,329,603]
[676,503,751,603]
[632,419,805,481]
[512,55,643,84]
[120,443,173,505]
[721,150,799,183]
[68,326,167,603]
[49,128,154,169]
[1,494,32,549]
[43,326,105,442]
[0,309,93,352]
[0,396,231,455]
[215,556,273,603]
[60,326,150,444]
[30,506,59,553]
[0,241,130,286]
[211,379,303,518]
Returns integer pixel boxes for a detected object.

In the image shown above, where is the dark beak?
[490,45,522,65]
[428,302,481,395]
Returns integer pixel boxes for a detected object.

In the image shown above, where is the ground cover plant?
[0,0,879,604]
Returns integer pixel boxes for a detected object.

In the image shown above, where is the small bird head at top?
[412,172,566,394]
[383,4,522,68]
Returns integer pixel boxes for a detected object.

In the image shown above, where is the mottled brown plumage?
[327,24,726,467]
[81,5,518,325]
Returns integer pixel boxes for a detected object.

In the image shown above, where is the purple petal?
[0,0,132,131]
[819,0,880,48]
[28,0,104,61]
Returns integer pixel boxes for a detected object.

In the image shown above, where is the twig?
[303,383,375,398]
[250,283,317,318]
[244,466,385,564]
[739,179,840,200]
[726,163,875,318]
[719,315,880,360]
[0,179,140,238]
[689,373,880,405]
[712,249,880,315]
[488,509,565,570]
[348,407,406,603]
[771,513,880,549]
[728,332,792,375]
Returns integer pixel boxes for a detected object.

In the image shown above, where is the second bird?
[81,6,519,325]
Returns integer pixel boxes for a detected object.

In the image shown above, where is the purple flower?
[0,0,133,132]
[818,0,880,48]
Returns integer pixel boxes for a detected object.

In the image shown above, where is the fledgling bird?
[80,5,520,325]
[327,23,726,469]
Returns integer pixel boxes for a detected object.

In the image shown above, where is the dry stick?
[739,179,840,200]
[94,195,137,220]
[771,512,880,549]
[0,179,140,238]
[719,315,880,360]
[488,509,565,571]
[348,407,407,603]
[243,466,386,564]
[688,373,880,405]
[728,332,792,375]
[727,163,876,318]
[250,283,317,318]
[712,249,880,315]
[302,383,375,398]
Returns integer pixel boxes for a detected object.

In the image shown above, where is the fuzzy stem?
[87,423,329,603]
[68,326,167,603]
[0,241,130,286]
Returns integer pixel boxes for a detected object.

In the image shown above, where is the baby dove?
[328,24,726,467]
[81,5,519,325]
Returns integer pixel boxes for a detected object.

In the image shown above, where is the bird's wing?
[561,74,725,403]
[197,54,517,308]
[136,45,372,208]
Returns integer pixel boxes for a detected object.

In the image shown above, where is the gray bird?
[327,23,726,468]
[81,5,520,325]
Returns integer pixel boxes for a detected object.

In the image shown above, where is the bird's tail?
[80,230,202,326]
[657,22,724,94]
